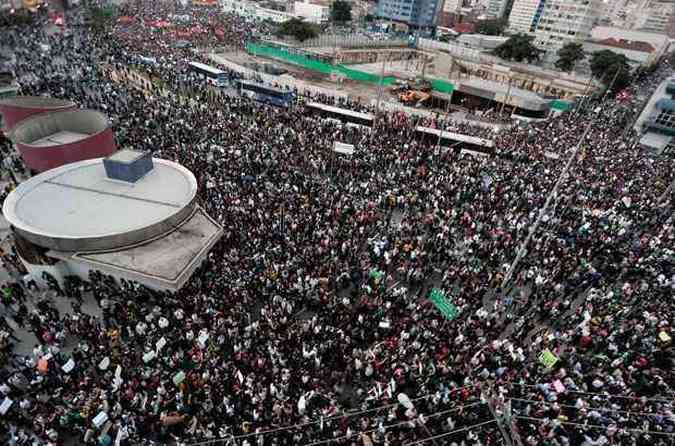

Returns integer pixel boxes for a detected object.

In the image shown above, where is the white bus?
[188,61,227,87]
[415,126,495,154]
[305,102,374,127]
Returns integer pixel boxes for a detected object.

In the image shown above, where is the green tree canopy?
[476,18,507,36]
[277,18,319,42]
[555,42,585,72]
[590,50,632,91]
[330,0,352,22]
[494,33,542,63]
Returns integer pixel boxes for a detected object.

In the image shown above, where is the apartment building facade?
[508,0,602,49]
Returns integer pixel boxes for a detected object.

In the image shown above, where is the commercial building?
[293,0,329,23]
[582,27,671,68]
[486,0,512,19]
[636,77,675,156]
[220,0,294,22]
[456,33,508,50]
[508,0,603,49]
[376,0,443,29]
[441,0,461,14]
[631,0,674,34]
[2,151,223,291]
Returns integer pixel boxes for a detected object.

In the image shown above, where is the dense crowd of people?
[0,2,673,446]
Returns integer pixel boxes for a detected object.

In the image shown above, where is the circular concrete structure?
[2,158,198,252]
[10,109,117,172]
[0,96,77,131]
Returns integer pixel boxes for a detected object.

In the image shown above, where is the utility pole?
[370,53,388,147]
[502,67,622,288]
[436,91,453,150]
[481,383,513,446]
[499,77,513,116]
[501,116,595,288]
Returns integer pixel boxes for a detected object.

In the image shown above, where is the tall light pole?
[501,118,595,288]
[501,67,623,288]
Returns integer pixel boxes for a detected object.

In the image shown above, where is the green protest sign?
[538,349,559,368]
[369,269,384,283]
[429,289,458,321]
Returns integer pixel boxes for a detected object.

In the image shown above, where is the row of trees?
[493,34,632,90]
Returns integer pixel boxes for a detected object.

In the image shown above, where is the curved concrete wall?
[12,198,197,252]
[11,109,116,172]
[0,96,77,131]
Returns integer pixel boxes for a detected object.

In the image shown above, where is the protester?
[0,2,673,446]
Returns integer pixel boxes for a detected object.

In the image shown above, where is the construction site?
[208,35,595,119]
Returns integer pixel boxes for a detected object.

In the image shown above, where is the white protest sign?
[0,397,13,415]
[156,337,167,352]
[62,359,75,373]
[92,411,108,428]
[98,357,110,371]
[197,331,209,348]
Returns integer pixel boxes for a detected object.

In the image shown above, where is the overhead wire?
[303,401,486,446]
[183,385,478,446]
[508,397,674,418]
[507,382,675,404]
[514,415,675,437]
[402,420,497,445]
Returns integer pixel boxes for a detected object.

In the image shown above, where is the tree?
[493,33,542,63]
[330,0,352,22]
[590,50,632,92]
[555,42,585,72]
[277,18,319,42]
[476,18,507,36]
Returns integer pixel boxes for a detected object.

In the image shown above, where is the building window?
[655,109,675,127]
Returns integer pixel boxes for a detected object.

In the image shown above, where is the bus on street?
[188,61,227,87]
[415,126,495,155]
[238,81,294,108]
[304,102,374,127]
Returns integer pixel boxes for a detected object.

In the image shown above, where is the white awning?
[640,132,672,150]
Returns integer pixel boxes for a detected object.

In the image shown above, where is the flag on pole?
[428,289,458,320]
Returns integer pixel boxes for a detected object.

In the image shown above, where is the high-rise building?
[632,0,675,33]
[376,0,443,28]
[487,0,513,19]
[508,0,603,49]
[442,0,462,14]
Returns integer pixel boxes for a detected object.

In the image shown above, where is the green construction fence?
[246,42,458,95]
[246,42,397,86]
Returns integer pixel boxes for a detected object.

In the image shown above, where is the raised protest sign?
[538,349,559,368]
[428,289,458,321]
